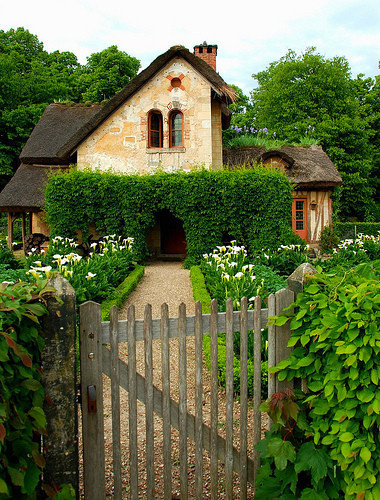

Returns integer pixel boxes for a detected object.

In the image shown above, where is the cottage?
[223,145,342,245]
[0,42,341,252]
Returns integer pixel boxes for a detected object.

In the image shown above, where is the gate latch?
[87,385,97,413]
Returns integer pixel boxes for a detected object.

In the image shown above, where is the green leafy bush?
[44,167,293,266]
[253,243,309,277]
[335,222,380,240]
[255,389,344,498]
[268,261,380,499]
[200,242,286,310]
[0,238,22,269]
[101,264,145,320]
[0,279,54,498]
[316,232,380,271]
[319,224,340,253]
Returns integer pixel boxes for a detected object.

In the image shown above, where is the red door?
[292,199,307,241]
[161,212,187,254]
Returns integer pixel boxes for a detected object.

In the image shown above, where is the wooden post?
[7,212,14,249]
[41,274,78,496]
[21,212,26,252]
[79,300,105,500]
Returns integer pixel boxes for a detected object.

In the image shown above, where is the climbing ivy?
[44,167,293,266]
[269,261,380,499]
[0,279,54,498]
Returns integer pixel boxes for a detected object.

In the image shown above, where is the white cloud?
[1,0,378,94]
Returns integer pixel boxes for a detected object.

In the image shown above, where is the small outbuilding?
[223,145,342,245]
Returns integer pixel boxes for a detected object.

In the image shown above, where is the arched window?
[148,110,163,148]
[169,111,183,148]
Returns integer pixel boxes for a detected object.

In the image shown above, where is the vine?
[44,167,293,266]
[266,260,380,498]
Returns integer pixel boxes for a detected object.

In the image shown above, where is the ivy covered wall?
[45,168,293,266]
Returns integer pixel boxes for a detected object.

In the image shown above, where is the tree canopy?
[225,48,379,221]
[0,27,140,186]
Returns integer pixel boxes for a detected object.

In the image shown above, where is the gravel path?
[98,261,257,499]
[119,260,196,319]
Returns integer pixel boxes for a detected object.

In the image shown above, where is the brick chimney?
[194,42,218,71]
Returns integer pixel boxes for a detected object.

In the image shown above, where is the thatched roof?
[20,103,103,164]
[0,164,68,212]
[20,46,236,165]
[223,145,342,189]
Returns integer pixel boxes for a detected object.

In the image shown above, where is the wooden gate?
[79,290,294,499]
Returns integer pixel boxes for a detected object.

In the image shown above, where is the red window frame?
[169,110,183,148]
[292,198,308,241]
[148,110,163,148]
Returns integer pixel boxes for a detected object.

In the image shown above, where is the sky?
[1,0,379,95]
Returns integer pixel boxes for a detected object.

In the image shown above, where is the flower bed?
[25,235,136,303]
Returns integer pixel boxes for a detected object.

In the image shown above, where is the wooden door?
[292,198,307,241]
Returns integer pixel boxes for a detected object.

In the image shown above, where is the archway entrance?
[146,210,187,258]
[160,211,186,255]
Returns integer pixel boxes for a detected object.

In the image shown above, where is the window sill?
[146,148,186,154]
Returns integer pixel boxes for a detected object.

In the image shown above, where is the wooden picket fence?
[79,286,295,499]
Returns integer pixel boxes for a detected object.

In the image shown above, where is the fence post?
[41,274,78,496]
[286,262,317,296]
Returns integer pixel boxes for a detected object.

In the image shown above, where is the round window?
[171,77,182,88]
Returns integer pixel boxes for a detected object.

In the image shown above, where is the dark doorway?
[160,211,187,254]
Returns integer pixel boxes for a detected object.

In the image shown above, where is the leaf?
[0,478,9,495]
[359,447,371,464]
[341,442,351,458]
[295,442,329,486]
[307,380,323,392]
[357,388,374,403]
[267,437,296,470]
[8,465,25,487]
[21,379,41,391]
[0,422,5,443]
[23,461,41,494]
[32,449,46,468]
[275,315,290,326]
[21,353,33,368]
[339,432,354,442]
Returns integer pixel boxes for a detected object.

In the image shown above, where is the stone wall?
[77,57,222,174]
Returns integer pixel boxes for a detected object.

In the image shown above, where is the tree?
[222,84,255,143]
[0,28,141,188]
[77,45,140,102]
[250,48,378,220]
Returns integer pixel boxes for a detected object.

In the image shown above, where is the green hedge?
[189,265,211,313]
[101,264,145,321]
[335,222,380,240]
[45,168,293,267]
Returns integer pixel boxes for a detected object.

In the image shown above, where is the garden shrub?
[101,264,145,320]
[44,167,293,267]
[0,278,54,498]
[316,232,380,272]
[319,224,340,253]
[335,222,380,240]
[0,238,22,269]
[193,243,286,397]
[201,243,286,311]
[263,260,380,499]
[253,243,309,277]
[255,388,345,498]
